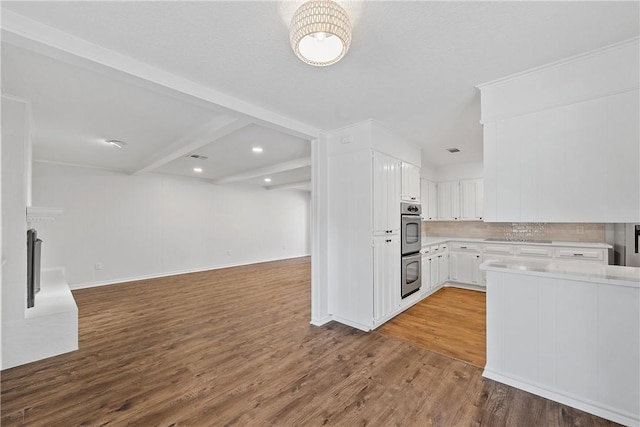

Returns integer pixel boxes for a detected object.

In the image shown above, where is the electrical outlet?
[94,263,102,270]
[227,250,232,256]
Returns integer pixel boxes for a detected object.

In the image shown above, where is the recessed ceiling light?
[446,148,461,153]
[264,178,272,183]
[193,167,203,173]
[106,139,126,148]
[252,147,263,153]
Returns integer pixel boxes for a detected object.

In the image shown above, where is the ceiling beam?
[130,116,248,175]
[1,10,320,140]
[212,157,311,185]
[265,180,311,191]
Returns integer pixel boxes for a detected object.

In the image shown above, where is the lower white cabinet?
[450,252,482,285]
[430,255,439,288]
[437,253,449,284]
[373,235,401,323]
[421,254,432,291]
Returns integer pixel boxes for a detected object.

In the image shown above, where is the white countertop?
[480,260,640,287]
[422,236,612,249]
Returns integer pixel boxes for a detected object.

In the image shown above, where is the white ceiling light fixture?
[264,178,272,183]
[290,0,352,67]
[252,147,263,153]
[193,167,203,173]
[105,139,126,148]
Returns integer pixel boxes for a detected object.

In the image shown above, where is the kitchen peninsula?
[481,260,640,426]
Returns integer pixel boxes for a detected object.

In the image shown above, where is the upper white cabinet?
[460,179,484,220]
[400,162,421,202]
[373,152,401,235]
[438,181,461,220]
[420,179,438,221]
[435,179,483,221]
[479,38,640,223]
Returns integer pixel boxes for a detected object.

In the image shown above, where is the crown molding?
[476,36,640,90]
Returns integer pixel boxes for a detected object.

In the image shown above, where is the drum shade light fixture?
[290,0,352,66]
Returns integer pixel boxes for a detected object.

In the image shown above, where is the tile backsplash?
[422,221,605,243]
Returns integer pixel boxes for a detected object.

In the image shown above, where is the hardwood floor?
[376,287,486,367]
[1,257,618,426]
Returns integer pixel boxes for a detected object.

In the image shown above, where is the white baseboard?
[310,315,332,327]
[482,368,639,426]
[69,254,311,290]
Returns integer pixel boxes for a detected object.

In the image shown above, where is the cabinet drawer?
[483,244,514,255]
[450,242,480,252]
[438,243,448,251]
[556,248,604,261]
[430,245,442,253]
[515,246,553,258]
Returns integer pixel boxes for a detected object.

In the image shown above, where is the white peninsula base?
[481,261,640,426]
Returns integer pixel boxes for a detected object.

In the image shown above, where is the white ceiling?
[2,1,638,186]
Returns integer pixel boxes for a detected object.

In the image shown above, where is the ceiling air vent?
[446,148,460,153]
[189,154,208,160]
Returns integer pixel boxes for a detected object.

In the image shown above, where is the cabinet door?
[438,182,451,219]
[421,179,438,220]
[428,180,438,220]
[451,183,461,220]
[430,256,439,288]
[460,179,484,220]
[421,254,431,291]
[450,252,475,283]
[420,179,429,220]
[373,153,401,235]
[449,253,459,282]
[373,236,401,322]
[437,254,449,284]
[460,180,476,220]
[475,180,484,220]
[438,181,460,220]
[471,254,481,285]
[401,163,420,202]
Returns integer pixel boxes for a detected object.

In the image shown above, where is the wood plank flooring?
[1,257,618,426]
[376,287,486,367]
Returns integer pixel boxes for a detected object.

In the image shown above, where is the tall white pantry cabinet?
[326,120,421,331]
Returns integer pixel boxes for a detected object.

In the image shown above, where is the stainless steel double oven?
[401,202,422,298]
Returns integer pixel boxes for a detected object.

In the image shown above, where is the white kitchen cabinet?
[373,235,401,323]
[437,181,460,220]
[420,179,438,221]
[449,242,482,285]
[437,253,449,284]
[421,253,432,292]
[450,252,482,285]
[430,254,439,288]
[372,152,401,236]
[401,162,421,202]
[460,179,484,220]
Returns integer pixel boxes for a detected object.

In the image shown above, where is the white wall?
[2,97,29,328]
[435,161,484,182]
[32,162,310,289]
[419,155,437,181]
